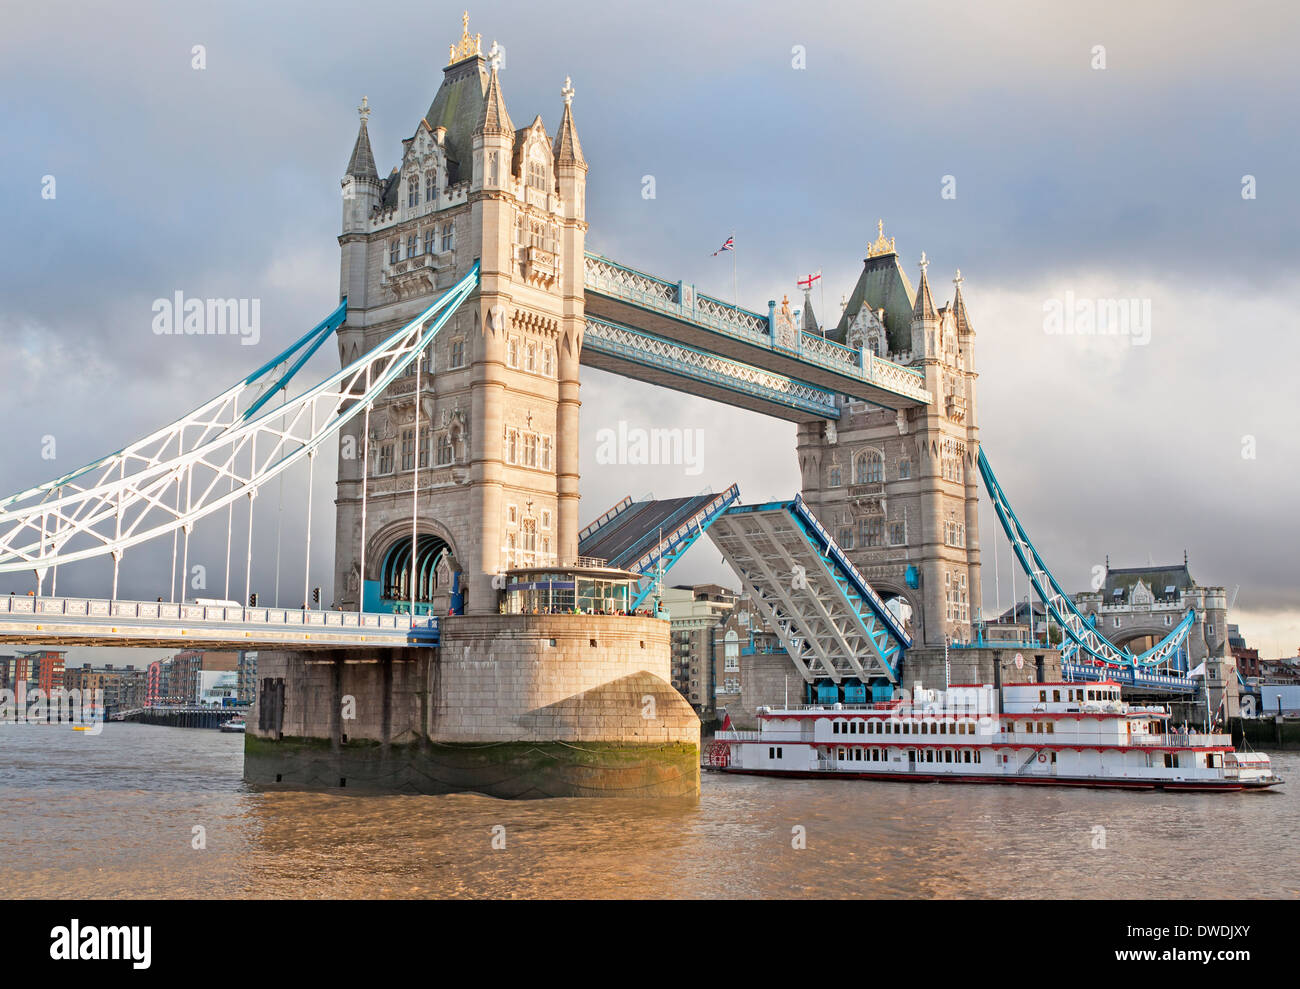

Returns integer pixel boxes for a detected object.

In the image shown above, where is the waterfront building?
[237,651,258,705]
[62,663,148,711]
[19,650,67,694]
[1075,558,1235,716]
[658,584,737,711]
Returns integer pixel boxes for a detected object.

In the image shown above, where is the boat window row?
[1004,720,1056,734]
[832,718,979,736]
[827,748,983,764]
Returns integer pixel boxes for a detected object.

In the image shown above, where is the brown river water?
[1,722,1295,898]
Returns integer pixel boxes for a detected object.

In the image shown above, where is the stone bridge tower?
[796,224,982,651]
[332,16,587,616]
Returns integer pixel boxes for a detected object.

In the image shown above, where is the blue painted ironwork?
[1062,661,1199,694]
[978,448,1195,673]
[583,316,840,419]
[584,252,930,405]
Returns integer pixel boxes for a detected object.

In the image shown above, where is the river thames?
[1,722,1295,899]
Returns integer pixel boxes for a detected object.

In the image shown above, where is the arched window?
[425,170,437,202]
[855,450,883,484]
[407,178,419,209]
[542,347,554,377]
[527,157,547,191]
[724,629,739,672]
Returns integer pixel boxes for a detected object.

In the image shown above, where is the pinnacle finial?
[953,268,963,288]
[488,39,503,71]
[867,219,896,258]
[447,10,483,65]
[357,95,370,122]
[562,76,574,106]
[919,251,929,275]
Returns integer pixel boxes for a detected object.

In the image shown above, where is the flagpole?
[732,230,738,307]
[820,266,826,335]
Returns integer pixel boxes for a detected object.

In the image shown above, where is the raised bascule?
[0,14,1236,796]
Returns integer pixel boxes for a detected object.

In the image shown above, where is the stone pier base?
[244,614,700,799]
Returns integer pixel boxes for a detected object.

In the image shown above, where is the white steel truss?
[0,265,479,582]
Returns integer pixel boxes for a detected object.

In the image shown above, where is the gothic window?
[418,427,430,468]
[541,510,552,530]
[506,429,518,464]
[541,536,550,559]
[523,433,539,468]
[898,459,911,480]
[507,338,519,368]
[542,347,554,377]
[423,229,435,255]
[860,518,884,547]
[406,235,418,259]
[525,343,537,372]
[377,443,394,475]
[889,521,907,546]
[505,532,517,569]
[507,504,518,524]
[522,520,537,555]
[450,338,465,368]
[425,170,437,202]
[441,223,454,252]
[541,436,552,471]
[855,450,884,484]
[400,428,416,471]
[437,433,452,466]
[488,152,499,186]
[837,526,854,550]
[527,158,546,192]
[407,178,419,208]
[530,220,544,248]
[389,240,400,264]
[829,466,842,487]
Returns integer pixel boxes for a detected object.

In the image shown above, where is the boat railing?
[1131,733,1232,748]
[716,729,806,743]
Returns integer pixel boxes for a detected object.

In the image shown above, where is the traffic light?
[248,592,258,607]
[312,586,321,606]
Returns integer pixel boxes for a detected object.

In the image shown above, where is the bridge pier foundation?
[244,614,699,798]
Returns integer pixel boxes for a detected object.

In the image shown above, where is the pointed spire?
[952,268,973,334]
[476,64,513,136]
[553,76,585,165]
[801,289,819,334]
[345,96,379,180]
[912,251,937,322]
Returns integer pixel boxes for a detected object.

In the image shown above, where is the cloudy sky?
[2,0,1298,662]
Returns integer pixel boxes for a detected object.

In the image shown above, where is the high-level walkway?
[583,252,932,414]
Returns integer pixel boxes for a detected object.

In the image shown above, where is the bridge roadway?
[0,593,437,650]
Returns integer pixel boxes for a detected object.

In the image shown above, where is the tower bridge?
[0,13,1233,795]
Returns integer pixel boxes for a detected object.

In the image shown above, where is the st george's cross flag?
[797,270,821,290]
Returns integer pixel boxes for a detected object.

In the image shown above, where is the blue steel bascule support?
[707,496,912,690]
[977,448,1195,676]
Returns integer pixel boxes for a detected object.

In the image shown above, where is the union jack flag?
[712,236,734,256]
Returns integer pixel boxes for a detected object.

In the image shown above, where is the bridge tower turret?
[796,224,983,666]
[331,15,587,616]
